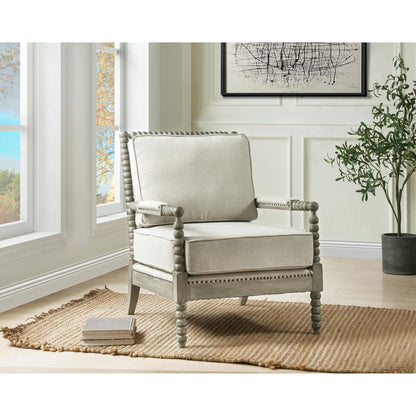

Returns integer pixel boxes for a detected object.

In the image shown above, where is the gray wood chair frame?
[120,131,323,348]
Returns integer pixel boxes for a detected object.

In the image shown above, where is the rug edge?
[1,287,110,345]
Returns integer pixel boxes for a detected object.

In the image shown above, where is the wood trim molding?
[320,240,381,259]
[0,248,129,313]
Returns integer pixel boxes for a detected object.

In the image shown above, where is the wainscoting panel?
[303,137,390,242]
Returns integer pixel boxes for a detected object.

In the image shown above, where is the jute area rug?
[2,287,415,373]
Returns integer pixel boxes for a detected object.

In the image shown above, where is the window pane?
[96,130,115,205]
[0,43,20,125]
[96,50,115,126]
[0,131,20,224]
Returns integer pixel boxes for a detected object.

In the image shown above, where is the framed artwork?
[221,42,367,97]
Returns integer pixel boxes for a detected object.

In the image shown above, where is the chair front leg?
[310,291,321,334]
[175,303,187,348]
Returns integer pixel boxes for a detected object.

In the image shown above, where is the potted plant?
[325,55,416,275]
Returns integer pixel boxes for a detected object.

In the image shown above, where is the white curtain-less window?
[0,43,32,239]
[95,42,123,217]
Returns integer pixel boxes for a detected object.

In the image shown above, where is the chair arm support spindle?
[309,211,320,264]
[173,216,186,273]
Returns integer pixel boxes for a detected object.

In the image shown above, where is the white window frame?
[0,43,33,240]
[93,43,124,219]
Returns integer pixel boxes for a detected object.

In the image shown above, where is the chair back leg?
[239,296,248,306]
[127,284,140,315]
[127,262,140,315]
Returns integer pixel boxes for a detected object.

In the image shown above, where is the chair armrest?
[129,200,184,217]
[255,197,319,212]
[255,197,293,210]
[290,200,319,212]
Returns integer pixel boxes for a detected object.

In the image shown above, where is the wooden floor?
[1,256,416,373]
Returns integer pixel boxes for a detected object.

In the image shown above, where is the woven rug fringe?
[1,287,109,347]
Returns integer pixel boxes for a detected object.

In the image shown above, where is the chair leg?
[239,296,248,306]
[127,284,140,315]
[175,302,187,348]
[310,291,322,334]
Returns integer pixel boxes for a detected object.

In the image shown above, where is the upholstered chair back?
[127,133,258,227]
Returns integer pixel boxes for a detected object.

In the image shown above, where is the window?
[0,43,32,239]
[94,42,123,217]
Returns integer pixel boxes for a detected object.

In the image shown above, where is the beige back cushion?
[128,133,258,227]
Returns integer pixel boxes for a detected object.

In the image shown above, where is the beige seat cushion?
[127,133,258,227]
[134,222,313,275]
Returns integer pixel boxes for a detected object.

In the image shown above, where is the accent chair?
[120,131,323,348]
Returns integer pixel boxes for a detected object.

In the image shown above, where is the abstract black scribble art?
[222,42,366,95]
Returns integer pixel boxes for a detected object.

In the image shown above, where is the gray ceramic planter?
[381,233,416,275]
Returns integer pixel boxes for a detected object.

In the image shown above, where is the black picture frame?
[221,43,367,97]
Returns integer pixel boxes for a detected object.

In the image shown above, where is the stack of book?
[81,317,136,346]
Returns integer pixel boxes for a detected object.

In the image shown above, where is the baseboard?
[320,240,381,260]
[0,248,129,314]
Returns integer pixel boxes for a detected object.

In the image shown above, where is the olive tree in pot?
[326,55,416,275]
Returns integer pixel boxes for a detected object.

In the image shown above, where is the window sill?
[0,232,65,263]
[95,211,127,236]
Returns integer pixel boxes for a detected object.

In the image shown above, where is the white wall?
[124,43,191,132]
[159,43,192,131]
[192,43,416,257]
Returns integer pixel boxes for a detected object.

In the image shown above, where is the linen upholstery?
[134,222,313,275]
[127,133,258,227]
